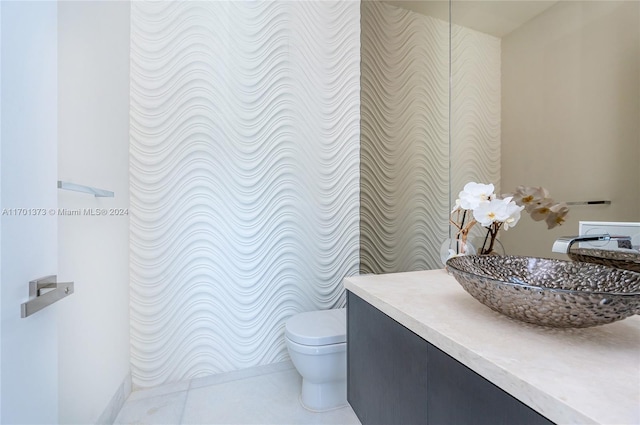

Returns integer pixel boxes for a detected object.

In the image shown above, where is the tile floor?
[114,361,362,425]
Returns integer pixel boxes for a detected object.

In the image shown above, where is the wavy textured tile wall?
[451,25,501,245]
[361,2,501,272]
[360,1,449,273]
[130,1,360,388]
[451,26,501,196]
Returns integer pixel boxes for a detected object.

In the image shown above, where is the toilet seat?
[285,338,346,355]
[285,308,346,346]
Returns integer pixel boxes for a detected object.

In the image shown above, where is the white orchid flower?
[447,181,569,260]
[501,198,525,230]
[458,182,495,210]
[529,199,554,221]
[472,198,504,227]
[545,203,569,229]
[473,197,524,228]
[510,186,548,208]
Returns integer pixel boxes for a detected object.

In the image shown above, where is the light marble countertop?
[344,269,640,425]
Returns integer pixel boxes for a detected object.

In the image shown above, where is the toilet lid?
[285,308,346,346]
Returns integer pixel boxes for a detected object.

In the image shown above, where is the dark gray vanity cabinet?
[346,291,555,425]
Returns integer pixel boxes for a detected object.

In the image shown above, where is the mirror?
[360,1,639,273]
[451,0,640,259]
[360,0,451,273]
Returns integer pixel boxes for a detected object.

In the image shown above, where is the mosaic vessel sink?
[568,248,640,273]
[446,255,640,328]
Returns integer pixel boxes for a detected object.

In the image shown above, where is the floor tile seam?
[127,385,190,403]
[177,389,189,425]
[187,363,296,392]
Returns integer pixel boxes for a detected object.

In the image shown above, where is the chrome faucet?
[552,234,633,254]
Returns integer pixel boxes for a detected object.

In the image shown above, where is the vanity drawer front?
[347,291,429,425]
[347,291,554,425]
[427,343,554,425]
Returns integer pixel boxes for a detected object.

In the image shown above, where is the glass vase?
[440,238,476,266]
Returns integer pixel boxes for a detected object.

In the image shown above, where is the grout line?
[188,360,295,391]
[177,389,189,425]
[126,381,190,403]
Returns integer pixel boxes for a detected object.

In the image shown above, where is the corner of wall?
[57,1,131,423]
[95,371,132,425]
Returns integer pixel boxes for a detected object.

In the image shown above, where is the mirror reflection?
[481,0,640,258]
[360,1,639,273]
[360,0,450,273]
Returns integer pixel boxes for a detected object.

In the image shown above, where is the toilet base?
[300,378,347,412]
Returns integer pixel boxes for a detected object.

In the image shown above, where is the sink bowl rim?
[446,255,640,297]
[568,247,640,273]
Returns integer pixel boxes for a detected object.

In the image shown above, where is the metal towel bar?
[566,200,611,206]
[57,180,114,197]
[21,275,74,318]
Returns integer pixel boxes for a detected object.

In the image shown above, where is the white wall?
[130,1,360,388]
[1,2,59,423]
[57,2,130,422]
[501,1,640,257]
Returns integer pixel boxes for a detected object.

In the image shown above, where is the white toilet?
[285,308,347,412]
